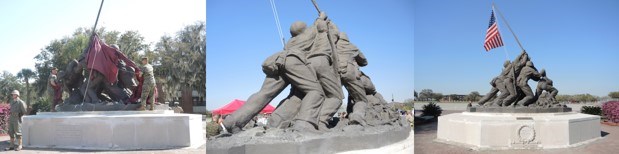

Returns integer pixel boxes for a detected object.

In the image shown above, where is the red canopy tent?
[212,99,275,115]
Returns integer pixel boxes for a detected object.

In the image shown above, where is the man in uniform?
[5,90,27,151]
[48,67,62,112]
[139,57,156,111]
[206,114,221,139]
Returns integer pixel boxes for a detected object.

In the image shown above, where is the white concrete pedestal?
[437,112,600,150]
[22,111,205,150]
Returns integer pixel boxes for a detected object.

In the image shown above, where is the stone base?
[207,123,411,154]
[437,112,600,150]
[22,111,205,150]
[467,106,572,113]
[56,102,171,112]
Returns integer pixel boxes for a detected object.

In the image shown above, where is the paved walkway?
[415,110,619,154]
[0,119,207,154]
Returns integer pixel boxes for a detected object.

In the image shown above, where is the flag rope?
[269,0,285,47]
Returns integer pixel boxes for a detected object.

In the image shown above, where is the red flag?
[484,10,504,51]
[86,35,141,84]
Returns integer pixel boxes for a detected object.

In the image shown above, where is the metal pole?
[82,0,105,105]
[493,3,525,51]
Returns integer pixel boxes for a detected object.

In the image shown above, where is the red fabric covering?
[212,99,275,115]
[87,35,150,104]
[86,35,141,84]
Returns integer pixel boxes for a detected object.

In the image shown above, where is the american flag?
[484,10,503,51]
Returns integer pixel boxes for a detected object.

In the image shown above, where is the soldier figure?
[48,67,62,112]
[336,31,369,126]
[222,18,326,134]
[307,13,345,130]
[139,57,156,111]
[5,90,27,151]
[517,61,542,106]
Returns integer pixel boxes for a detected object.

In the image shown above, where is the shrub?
[421,102,443,118]
[0,103,10,135]
[602,101,619,123]
[30,98,51,115]
[581,106,601,116]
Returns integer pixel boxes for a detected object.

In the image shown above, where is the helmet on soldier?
[290,21,307,37]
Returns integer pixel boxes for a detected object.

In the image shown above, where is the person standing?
[5,90,27,151]
[48,67,61,112]
[139,57,156,111]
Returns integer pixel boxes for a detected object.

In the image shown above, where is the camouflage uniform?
[140,63,156,108]
[206,121,221,138]
[9,97,27,149]
[48,73,61,110]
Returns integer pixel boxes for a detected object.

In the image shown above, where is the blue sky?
[415,0,619,97]
[0,0,205,75]
[207,0,414,110]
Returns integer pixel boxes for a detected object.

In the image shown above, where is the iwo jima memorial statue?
[20,0,204,150]
[207,1,411,154]
[436,4,600,150]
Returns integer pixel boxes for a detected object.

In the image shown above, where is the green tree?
[153,21,205,113]
[16,68,36,108]
[432,93,444,102]
[117,31,149,62]
[0,71,24,103]
[419,89,433,101]
[609,91,619,99]
[465,91,481,102]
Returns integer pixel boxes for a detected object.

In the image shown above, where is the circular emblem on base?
[518,125,536,143]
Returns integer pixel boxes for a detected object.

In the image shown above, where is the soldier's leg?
[478,87,498,106]
[342,71,369,126]
[7,121,16,150]
[374,92,388,105]
[518,84,535,106]
[223,75,288,133]
[309,56,344,130]
[493,83,509,106]
[502,78,518,106]
[268,90,302,128]
[15,122,22,151]
[283,56,325,130]
[147,83,156,110]
[139,83,153,107]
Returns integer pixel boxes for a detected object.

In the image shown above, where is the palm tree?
[17,68,36,109]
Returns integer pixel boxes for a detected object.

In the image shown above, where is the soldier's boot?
[318,121,331,132]
[136,104,146,111]
[4,138,14,151]
[149,105,154,111]
[349,112,368,126]
[15,136,22,151]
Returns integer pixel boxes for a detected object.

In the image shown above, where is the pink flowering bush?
[0,103,10,135]
[602,101,619,123]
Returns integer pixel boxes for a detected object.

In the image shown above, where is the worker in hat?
[5,90,26,151]
[138,56,156,111]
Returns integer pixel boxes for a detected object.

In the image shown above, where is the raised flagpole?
[493,2,525,52]
[491,2,519,92]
